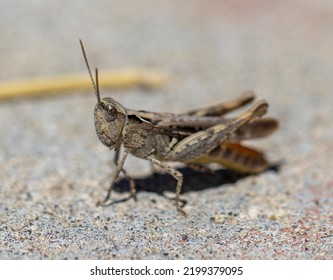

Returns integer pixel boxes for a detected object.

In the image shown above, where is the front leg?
[97,150,129,206]
[113,147,136,200]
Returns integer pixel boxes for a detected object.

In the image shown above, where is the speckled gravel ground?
[0,0,332,259]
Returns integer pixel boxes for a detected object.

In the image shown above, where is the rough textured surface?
[0,0,332,259]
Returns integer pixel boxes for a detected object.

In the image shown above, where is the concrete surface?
[0,0,332,259]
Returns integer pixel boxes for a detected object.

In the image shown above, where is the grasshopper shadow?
[114,162,282,196]
[113,165,279,196]
[105,163,281,206]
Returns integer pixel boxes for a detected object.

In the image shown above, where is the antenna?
[79,39,101,104]
[95,68,100,100]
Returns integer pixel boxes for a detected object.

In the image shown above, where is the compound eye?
[104,104,118,122]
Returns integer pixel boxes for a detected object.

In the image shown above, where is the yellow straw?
[0,70,166,100]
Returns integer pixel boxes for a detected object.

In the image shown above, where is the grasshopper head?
[94,97,127,148]
[79,40,127,149]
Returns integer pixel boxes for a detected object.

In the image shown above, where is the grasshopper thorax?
[94,97,128,148]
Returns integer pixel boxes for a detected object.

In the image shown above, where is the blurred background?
[2,0,332,96]
[1,0,333,259]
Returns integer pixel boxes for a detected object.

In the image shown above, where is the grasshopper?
[80,40,278,213]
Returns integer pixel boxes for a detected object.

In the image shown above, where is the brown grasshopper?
[80,40,278,213]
